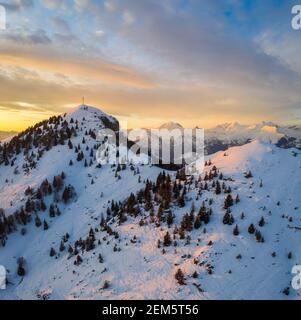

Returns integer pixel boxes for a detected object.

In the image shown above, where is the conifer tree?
[255,230,263,242]
[77,151,84,161]
[157,239,161,248]
[223,210,231,225]
[190,202,195,214]
[59,240,65,252]
[177,194,185,208]
[56,207,61,216]
[43,220,49,230]
[258,216,265,227]
[194,216,202,229]
[175,268,186,285]
[35,215,42,227]
[233,225,239,236]
[215,180,221,195]
[199,205,210,224]
[248,223,255,234]
[62,187,71,203]
[181,213,193,231]
[163,232,172,247]
[75,255,83,266]
[245,170,253,178]
[50,247,56,257]
[40,200,47,211]
[224,194,233,209]
[235,194,240,203]
[179,227,185,240]
[68,140,73,149]
[17,257,26,277]
[49,204,55,218]
[167,212,174,227]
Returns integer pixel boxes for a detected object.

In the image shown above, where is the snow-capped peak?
[205,121,299,145]
[66,104,111,121]
[159,121,183,130]
[65,104,119,131]
[224,122,244,131]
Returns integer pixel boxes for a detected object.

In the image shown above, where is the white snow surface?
[0,106,301,300]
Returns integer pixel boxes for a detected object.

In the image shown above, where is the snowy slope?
[205,121,301,149]
[0,106,301,300]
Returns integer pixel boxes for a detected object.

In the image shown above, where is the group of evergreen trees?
[0,114,80,169]
[0,110,103,176]
[0,172,75,247]
[248,222,264,242]
[64,221,120,267]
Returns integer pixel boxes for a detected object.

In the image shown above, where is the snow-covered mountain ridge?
[154,120,301,155]
[206,121,301,149]
[159,122,184,130]
[0,105,300,300]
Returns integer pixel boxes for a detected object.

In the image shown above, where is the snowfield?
[0,105,300,300]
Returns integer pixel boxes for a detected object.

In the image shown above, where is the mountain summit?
[66,104,119,131]
[159,121,183,130]
[0,105,300,300]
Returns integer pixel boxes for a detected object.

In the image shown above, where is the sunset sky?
[0,0,301,131]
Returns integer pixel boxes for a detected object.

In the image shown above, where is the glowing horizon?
[0,0,301,132]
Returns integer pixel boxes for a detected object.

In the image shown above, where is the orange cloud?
[0,49,154,89]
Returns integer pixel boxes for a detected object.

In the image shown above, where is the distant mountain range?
[0,131,18,142]
[205,121,301,153]
[140,121,301,155]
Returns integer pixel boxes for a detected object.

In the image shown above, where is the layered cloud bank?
[0,0,301,130]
